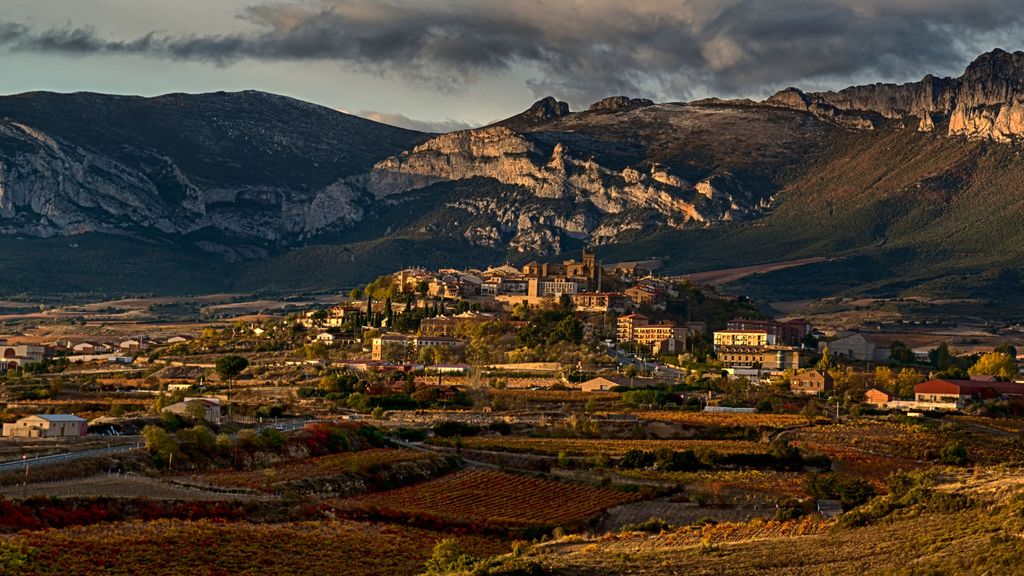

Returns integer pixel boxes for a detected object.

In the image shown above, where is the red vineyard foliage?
[335,470,636,533]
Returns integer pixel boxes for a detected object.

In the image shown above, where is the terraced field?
[188,449,440,492]
[335,470,636,530]
[0,519,508,576]
[632,411,811,429]
[428,437,769,457]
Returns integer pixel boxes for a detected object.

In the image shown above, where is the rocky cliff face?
[2,48,1023,276]
[766,49,1024,142]
[0,91,423,256]
[0,118,370,244]
[365,119,762,250]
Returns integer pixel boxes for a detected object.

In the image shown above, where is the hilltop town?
[2,251,1024,574]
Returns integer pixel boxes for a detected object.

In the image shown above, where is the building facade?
[914,379,1024,409]
[572,292,628,313]
[2,414,87,438]
[726,318,811,345]
[713,330,777,349]
[790,370,833,396]
[0,343,45,370]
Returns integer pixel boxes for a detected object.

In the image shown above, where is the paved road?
[0,444,143,473]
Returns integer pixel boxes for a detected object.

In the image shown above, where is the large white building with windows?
[712,330,777,350]
[0,341,45,371]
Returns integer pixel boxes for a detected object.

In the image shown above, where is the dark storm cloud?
[1,0,1022,106]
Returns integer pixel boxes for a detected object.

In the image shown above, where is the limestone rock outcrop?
[364,121,761,249]
[766,49,1024,142]
[588,96,655,111]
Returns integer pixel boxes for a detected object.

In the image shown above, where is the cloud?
[1,0,1022,107]
[358,110,477,133]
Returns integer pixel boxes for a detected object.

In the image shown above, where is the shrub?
[939,440,968,465]
[0,541,34,572]
[620,517,671,533]
[257,428,286,452]
[659,450,703,472]
[396,427,429,442]
[433,421,482,438]
[423,538,478,575]
[773,507,804,521]
[617,449,656,469]
[142,425,179,466]
[488,421,513,435]
[621,389,666,408]
[839,471,970,527]
[806,473,876,509]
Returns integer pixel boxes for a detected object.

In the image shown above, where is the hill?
[2,50,1024,321]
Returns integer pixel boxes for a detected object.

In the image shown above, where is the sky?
[1,0,1022,131]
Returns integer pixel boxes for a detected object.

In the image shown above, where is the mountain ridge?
[764,49,1024,141]
[2,50,1024,321]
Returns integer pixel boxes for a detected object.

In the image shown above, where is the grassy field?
[528,471,1024,575]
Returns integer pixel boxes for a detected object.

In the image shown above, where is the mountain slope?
[766,49,1024,142]
[2,50,1024,319]
[0,90,425,252]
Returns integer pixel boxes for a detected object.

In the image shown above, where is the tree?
[929,342,952,370]
[935,365,969,380]
[412,385,440,403]
[889,340,915,364]
[318,375,340,394]
[883,368,924,398]
[304,342,328,360]
[418,345,451,366]
[817,345,833,372]
[143,425,179,465]
[940,440,968,466]
[215,355,249,422]
[995,343,1018,358]
[185,400,208,422]
[621,389,665,408]
[969,352,1019,381]
[623,364,639,379]
[801,399,823,421]
[874,366,895,388]
[384,297,394,327]
[215,355,249,381]
[310,309,329,326]
[558,293,574,310]
[177,425,215,454]
[801,332,818,349]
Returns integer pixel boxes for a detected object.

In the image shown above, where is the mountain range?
[2,49,1024,321]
